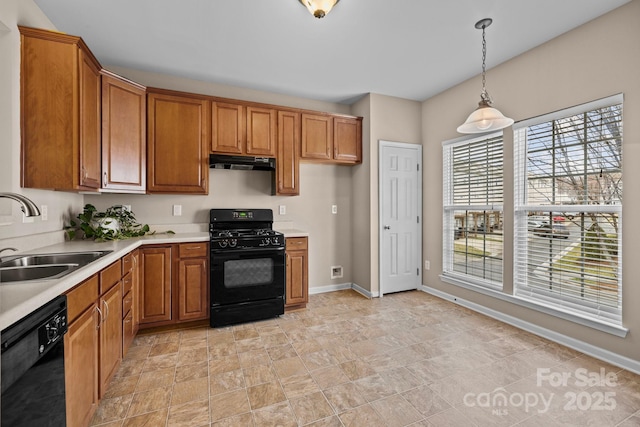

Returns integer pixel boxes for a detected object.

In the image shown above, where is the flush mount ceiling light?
[299,0,340,19]
[457,18,514,134]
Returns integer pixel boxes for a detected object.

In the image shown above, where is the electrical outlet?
[41,205,48,221]
[279,205,286,215]
[331,205,337,214]
[424,260,430,270]
[172,204,182,216]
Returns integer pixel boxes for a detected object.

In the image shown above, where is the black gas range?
[209,209,285,327]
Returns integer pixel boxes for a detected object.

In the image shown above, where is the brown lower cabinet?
[139,242,209,328]
[64,257,126,427]
[285,237,309,311]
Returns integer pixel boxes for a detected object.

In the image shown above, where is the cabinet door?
[211,101,244,154]
[99,283,122,397]
[147,91,209,194]
[285,237,308,309]
[301,113,332,161]
[333,116,362,164]
[65,304,99,427]
[139,246,173,324]
[78,49,102,189]
[286,250,308,308]
[177,257,209,321]
[276,110,300,195]
[132,249,140,335]
[101,72,146,192]
[246,106,276,157]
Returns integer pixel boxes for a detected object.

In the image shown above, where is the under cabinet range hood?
[209,154,276,171]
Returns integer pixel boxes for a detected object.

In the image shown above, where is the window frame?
[442,132,504,291]
[513,94,624,328]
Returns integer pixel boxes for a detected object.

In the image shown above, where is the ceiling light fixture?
[299,0,340,19]
[457,18,513,134]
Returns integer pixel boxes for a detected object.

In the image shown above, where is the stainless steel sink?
[0,250,112,283]
[0,264,79,282]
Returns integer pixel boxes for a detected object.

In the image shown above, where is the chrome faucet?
[0,192,41,217]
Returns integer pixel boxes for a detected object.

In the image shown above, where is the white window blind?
[513,95,623,326]
[443,133,503,289]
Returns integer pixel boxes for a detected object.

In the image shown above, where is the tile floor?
[90,290,640,426]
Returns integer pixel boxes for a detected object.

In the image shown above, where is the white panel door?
[379,141,422,295]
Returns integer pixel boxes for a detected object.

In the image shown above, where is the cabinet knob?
[383,225,391,230]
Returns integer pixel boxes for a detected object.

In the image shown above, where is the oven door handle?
[211,246,285,255]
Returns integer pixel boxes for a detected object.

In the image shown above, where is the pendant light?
[298,0,340,19]
[457,18,513,134]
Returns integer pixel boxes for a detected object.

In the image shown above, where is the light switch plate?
[279,205,286,215]
[331,205,337,214]
[172,204,182,216]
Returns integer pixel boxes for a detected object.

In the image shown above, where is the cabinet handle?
[186,246,202,250]
[103,172,107,187]
[102,300,109,322]
[95,306,103,329]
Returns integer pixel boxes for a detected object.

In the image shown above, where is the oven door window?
[224,258,273,288]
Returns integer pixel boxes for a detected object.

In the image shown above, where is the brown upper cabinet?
[101,71,146,193]
[20,26,102,191]
[147,89,210,194]
[276,110,300,196]
[212,101,277,157]
[301,113,362,164]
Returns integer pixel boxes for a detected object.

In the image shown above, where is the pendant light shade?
[299,0,340,19]
[457,18,513,134]
[457,99,514,134]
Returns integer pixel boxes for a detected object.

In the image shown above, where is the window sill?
[439,273,629,338]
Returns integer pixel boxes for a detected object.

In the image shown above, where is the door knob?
[383,225,391,230]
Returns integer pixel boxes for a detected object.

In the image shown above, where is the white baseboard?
[420,285,640,375]
[309,283,351,295]
[309,282,379,299]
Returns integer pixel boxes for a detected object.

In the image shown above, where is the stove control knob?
[272,237,280,245]
[229,239,237,248]
[218,240,227,248]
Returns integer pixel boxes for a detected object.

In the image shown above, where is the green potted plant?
[65,204,169,242]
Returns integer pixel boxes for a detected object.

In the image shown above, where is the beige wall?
[422,0,640,362]
[351,94,422,294]
[0,0,84,242]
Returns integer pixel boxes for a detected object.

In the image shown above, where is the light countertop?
[0,232,209,331]
[277,228,309,238]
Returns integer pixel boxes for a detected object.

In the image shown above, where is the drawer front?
[122,271,133,296]
[66,275,99,323]
[179,242,208,258]
[122,252,133,275]
[100,259,122,294]
[122,291,133,317]
[286,237,308,251]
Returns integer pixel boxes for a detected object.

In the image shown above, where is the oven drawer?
[179,242,208,258]
[286,237,308,251]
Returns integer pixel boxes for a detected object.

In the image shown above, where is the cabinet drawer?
[122,271,133,296]
[100,259,122,294]
[286,237,308,251]
[66,275,99,323]
[122,291,133,318]
[179,242,208,258]
[122,252,133,275]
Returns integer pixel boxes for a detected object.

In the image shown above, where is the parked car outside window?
[533,223,570,239]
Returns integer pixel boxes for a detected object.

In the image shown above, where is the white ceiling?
[33,0,629,104]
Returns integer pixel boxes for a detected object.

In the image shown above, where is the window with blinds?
[443,133,503,289]
[513,95,623,326]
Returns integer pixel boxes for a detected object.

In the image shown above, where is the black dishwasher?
[1,295,68,426]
